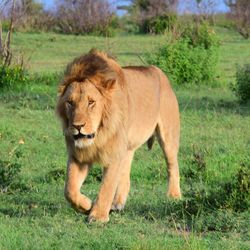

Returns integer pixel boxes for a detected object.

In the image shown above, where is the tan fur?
[56,49,181,223]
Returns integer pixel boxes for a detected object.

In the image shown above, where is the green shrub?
[184,152,207,182]
[124,22,140,34]
[147,22,219,85]
[1,20,11,31]
[232,64,250,103]
[0,160,22,192]
[98,26,116,37]
[0,65,28,89]
[182,22,219,49]
[226,163,250,211]
[94,15,120,37]
[86,165,102,183]
[45,169,65,183]
[142,13,177,34]
[147,40,218,85]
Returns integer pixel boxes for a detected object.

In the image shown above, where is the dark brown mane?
[58,49,123,96]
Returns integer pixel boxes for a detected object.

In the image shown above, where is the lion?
[56,49,181,223]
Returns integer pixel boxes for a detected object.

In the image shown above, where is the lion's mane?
[56,50,128,165]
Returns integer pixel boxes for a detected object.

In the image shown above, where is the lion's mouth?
[73,133,95,140]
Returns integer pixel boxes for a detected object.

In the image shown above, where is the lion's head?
[56,50,124,149]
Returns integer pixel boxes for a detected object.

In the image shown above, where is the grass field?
[0,28,250,249]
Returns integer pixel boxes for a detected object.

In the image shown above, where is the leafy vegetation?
[141,13,177,34]
[232,63,250,103]
[147,22,219,85]
[0,65,28,89]
[0,160,21,192]
[123,0,178,34]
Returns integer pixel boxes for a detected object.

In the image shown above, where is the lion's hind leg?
[156,118,181,199]
[111,150,134,211]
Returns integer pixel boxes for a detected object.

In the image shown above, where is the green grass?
[0,28,250,249]
[10,28,250,83]
[11,32,166,73]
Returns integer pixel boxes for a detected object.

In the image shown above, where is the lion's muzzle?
[73,133,95,140]
[70,124,96,141]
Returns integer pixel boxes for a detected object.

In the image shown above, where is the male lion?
[56,49,181,223]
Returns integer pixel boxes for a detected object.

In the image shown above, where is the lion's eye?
[88,99,95,106]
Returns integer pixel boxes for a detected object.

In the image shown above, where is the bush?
[181,22,219,49]
[0,65,28,89]
[98,15,120,37]
[55,0,113,35]
[45,169,65,183]
[147,22,219,85]
[141,13,177,34]
[227,163,250,211]
[0,160,22,192]
[148,40,218,85]
[1,20,11,31]
[232,64,250,103]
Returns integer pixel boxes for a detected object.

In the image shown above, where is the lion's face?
[62,81,105,148]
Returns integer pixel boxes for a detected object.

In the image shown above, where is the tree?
[2,0,54,32]
[14,0,54,31]
[195,0,217,20]
[55,0,113,34]
[225,0,250,39]
[129,0,178,18]
[121,0,178,33]
[0,0,15,66]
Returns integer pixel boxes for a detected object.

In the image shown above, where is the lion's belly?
[127,119,158,150]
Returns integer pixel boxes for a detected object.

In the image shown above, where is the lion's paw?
[88,215,109,224]
[88,213,109,224]
[111,203,125,211]
[167,191,182,199]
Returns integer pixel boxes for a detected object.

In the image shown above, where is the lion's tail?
[147,134,155,150]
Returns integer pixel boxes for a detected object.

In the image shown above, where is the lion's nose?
[72,123,86,131]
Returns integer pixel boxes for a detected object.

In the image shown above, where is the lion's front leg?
[64,158,92,214]
[88,161,122,223]
[112,150,134,211]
